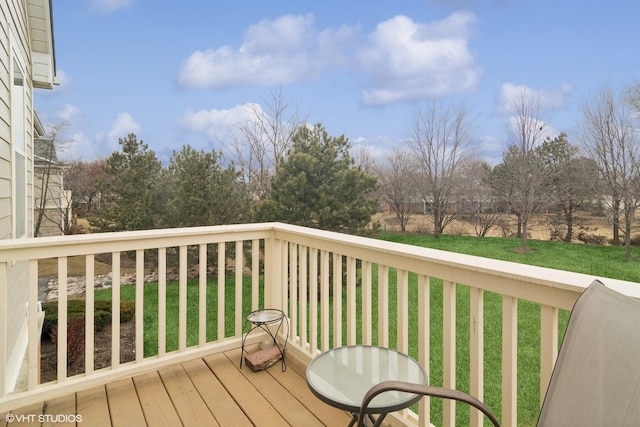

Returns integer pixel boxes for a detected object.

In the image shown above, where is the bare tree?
[64,159,109,217]
[378,149,419,232]
[504,89,554,251]
[580,86,639,257]
[353,145,378,175]
[409,101,475,238]
[227,87,308,200]
[456,159,501,237]
[34,123,72,236]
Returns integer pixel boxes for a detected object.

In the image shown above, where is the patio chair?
[357,280,640,427]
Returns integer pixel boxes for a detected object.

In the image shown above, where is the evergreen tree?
[90,134,164,231]
[164,145,250,227]
[255,124,378,234]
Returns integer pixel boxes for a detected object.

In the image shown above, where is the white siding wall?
[1,0,40,392]
[0,7,12,241]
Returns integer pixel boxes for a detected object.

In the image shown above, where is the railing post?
[264,235,283,310]
[0,261,7,397]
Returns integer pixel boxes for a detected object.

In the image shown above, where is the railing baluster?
[111,253,120,370]
[158,248,167,357]
[332,253,342,348]
[57,256,68,381]
[502,295,518,427]
[309,248,318,353]
[251,240,259,311]
[443,280,456,426]
[199,244,207,346]
[397,269,409,353]
[361,261,372,345]
[235,241,243,338]
[136,250,144,362]
[217,242,225,340]
[470,286,484,427]
[27,260,38,390]
[85,255,95,375]
[289,244,298,344]
[179,246,187,351]
[540,305,558,405]
[418,274,431,427]
[346,256,357,346]
[280,241,288,314]
[299,245,308,349]
[320,250,330,351]
[378,265,389,348]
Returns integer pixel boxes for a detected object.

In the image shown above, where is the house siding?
[1,0,52,392]
[0,6,11,242]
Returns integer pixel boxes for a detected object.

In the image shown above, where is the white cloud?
[89,0,134,14]
[177,103,262,142]
[57,131,100,161]
[178,14,357,88]
[357,12,481,105]
[497,82,572,114]
[92,112,141,154]
[57,104,82,122]
[178,12,480,105]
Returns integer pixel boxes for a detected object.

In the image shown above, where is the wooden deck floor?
[2,347,361,427]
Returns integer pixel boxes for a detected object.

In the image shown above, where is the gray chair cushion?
[538,280,640,426]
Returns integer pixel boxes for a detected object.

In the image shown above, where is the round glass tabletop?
[306,345,427,414]
[246,309,285,325]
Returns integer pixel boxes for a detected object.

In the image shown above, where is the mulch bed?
[40,320,136,383]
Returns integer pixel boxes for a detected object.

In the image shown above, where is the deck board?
[42,393,76,427]
[182,358,253,427]
[157,364,219,426]
[204,352,290,426]
[77,385,111,427]
[105,378,147,427]
[132,371,182,427]
[230,348,325,427]
[4,349,396,427]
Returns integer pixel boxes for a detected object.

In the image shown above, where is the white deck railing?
[0,222,638,426]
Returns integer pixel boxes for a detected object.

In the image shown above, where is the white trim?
[10,48,28,239]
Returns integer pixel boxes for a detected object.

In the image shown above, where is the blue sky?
[35,0,640,165]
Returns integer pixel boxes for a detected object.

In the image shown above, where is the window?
[12,56,27,238]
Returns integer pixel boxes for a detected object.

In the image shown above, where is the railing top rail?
[269,223,640,304]
[0,221,637,304]
[0,223,276,262]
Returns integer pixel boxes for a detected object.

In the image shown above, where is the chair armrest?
[357,380,500,427]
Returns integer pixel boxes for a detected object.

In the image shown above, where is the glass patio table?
[306,345,427,427]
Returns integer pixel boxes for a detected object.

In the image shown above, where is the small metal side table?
[240,309,289,371]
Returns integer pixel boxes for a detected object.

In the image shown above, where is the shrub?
[50,317,85,367]
[577,231,607,245]
[42,299,135,338]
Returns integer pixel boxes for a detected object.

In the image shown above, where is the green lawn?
[378,232,640,282]
[93,233,639,427]
[94,276,262,356]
